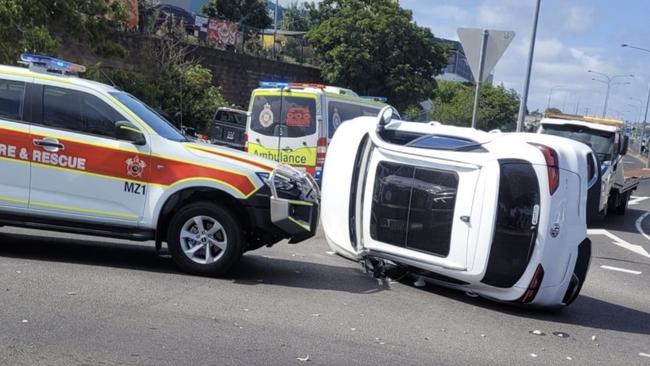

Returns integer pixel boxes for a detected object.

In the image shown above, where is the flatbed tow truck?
[539,113,638,219]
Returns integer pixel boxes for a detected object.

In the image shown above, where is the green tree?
[281,2,311,31]
[306,0,448,111]
[431,80,520,131]
[201,0,272,29]
[545,107,562,115]
[88,38,228,133]
[0,0,127,64]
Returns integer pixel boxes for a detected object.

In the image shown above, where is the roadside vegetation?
[0,0,522,131]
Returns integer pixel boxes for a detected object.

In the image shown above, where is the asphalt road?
[1,157,650,366]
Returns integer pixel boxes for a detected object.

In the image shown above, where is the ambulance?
[245,82,388,181]
[0,54,319,276]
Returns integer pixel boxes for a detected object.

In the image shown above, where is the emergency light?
[259,81,289,89]
[19,53,86,74]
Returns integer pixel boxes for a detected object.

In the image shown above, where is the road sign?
[457,28,515,82]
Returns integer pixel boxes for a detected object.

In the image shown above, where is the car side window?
[0,79,26,121]
[42,86,123,138]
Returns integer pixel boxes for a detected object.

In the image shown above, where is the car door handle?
[33,139,64,150]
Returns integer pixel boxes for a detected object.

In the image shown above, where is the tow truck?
[539,113,638,219]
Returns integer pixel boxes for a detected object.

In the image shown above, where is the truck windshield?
[109,92,187,142]
[541,124,615,162]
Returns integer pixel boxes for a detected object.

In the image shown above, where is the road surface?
[1,156,649,365]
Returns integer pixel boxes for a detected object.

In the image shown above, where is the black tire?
[167,202,243,276]
[615,192,629,215]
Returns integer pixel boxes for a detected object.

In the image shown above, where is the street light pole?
[516,0,541,132]
[546,85,565,111]
[588,70,634,117]
[621,43,650,167]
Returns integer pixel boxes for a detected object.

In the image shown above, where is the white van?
[245,82,387,181]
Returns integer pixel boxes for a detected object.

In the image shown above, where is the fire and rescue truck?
[0,54,319,275]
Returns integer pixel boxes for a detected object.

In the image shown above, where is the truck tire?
[615,192,629,215]
[167,202,243,276]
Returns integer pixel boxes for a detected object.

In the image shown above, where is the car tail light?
[243,133,249,152]
[316,137,327,167]
[529,143,559,195]
[587,153,595,182]
[518,264,544,303]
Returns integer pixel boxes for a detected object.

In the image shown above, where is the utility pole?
[516,0,541,132]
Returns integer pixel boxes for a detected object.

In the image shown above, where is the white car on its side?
[321,108,594,308]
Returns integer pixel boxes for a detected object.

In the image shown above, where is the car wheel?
[167,202,243,276]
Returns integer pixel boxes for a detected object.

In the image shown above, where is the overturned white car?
[321,108,594,308]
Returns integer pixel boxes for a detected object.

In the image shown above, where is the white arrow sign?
[587,229,650,258]
[457,28,515,82]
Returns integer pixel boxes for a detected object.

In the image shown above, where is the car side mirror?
[620,135,629,155]
[115,121,146,145]
[377,106,395,133]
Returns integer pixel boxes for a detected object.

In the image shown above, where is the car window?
[42,86,123,138]
[370,161,457,257]
[250,94,317,138]
[328,101,380,138]
[215,110,246,126]
[0,79,25,121]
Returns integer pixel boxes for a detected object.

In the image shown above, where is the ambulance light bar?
[259,81,289,88]
[20,53,86,74]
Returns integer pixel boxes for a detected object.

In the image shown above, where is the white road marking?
[640,353,650,358]
[628,196,649,205]
[635,211,650,244]
[587,229,650,258]
[600,265,642,275]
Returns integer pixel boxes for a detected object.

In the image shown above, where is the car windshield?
[541,124,615,162]
[109,92,187,142]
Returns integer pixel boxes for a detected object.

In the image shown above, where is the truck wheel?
[615,192,629,215]
[167,202,243,276]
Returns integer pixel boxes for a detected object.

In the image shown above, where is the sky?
[402,0,650,120]
[278,0,650,121]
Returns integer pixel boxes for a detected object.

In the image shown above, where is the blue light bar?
[360,96,388,103]
[20,53,86,74]
[259,81,289,89]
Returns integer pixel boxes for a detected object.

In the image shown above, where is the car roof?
[0,64,119,94]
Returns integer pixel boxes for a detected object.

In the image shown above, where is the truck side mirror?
[620,135,629,155]
[115,121,146,146]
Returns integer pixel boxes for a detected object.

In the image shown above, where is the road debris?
[326,251,336,255]
[66,292,77,296]
[311,314,320,317]
[21,319,28,323]
[529,353,538,358]
[529,330,546,336]
[297,355,310,362]
[591,335,597,341]
[566,356,573,361]
[552,331,569,338]
[640,353,650,358]
[480,334,486,338]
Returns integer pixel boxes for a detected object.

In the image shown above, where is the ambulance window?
[0,79,25,121]
[43,86,122,138]
[251,95,316,137]
[328,101,380,138]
